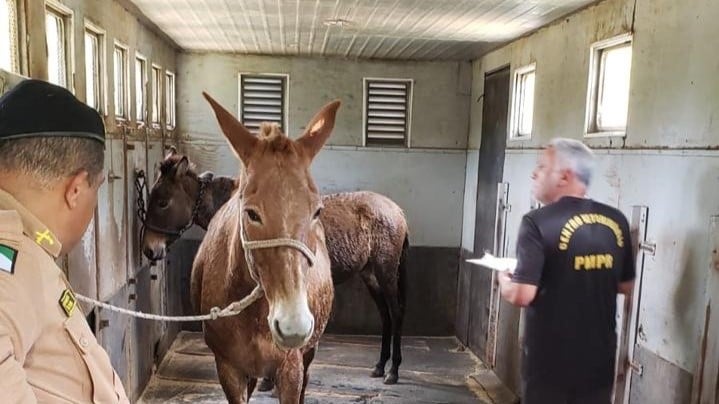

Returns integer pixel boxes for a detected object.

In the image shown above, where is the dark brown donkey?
[143,143,408,387]
[192,93,338,403]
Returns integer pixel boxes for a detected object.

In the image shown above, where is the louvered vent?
[240,75,286,132]
[364,79,411,146]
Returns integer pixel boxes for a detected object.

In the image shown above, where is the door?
[464,66,510,357]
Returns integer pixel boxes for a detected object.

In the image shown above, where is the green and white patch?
[0,244,18,274]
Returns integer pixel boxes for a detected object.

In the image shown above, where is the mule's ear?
[297,100,341,161]
[175,156,190,177]
[165,145,178,159]
[203,91,258,164]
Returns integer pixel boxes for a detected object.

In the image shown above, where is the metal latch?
[639,241,656,256]
[107,170,123,183]
[629,360,644,376]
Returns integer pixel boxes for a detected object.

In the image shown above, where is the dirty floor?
[138,331,494,403]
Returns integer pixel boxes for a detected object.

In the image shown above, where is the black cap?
[0,79,105,144]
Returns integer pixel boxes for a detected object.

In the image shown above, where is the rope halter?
[238,204,316,285]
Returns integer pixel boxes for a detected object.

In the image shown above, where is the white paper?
[466,253,517,273]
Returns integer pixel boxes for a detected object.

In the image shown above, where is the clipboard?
[465,252,517,274]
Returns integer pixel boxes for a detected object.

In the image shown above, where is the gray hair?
[0,137,104,189]
[548,138,595,186]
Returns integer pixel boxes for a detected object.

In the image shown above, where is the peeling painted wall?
[177,53,471,149]
[464,0,719,399]
[177,53,472,247]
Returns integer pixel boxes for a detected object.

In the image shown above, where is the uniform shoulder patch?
[0,244,18,274]
[59,289,77,317]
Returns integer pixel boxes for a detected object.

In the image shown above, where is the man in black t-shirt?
[498,138,635,404]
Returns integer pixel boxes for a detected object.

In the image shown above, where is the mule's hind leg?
[383,292,404,385]
[215,357,249,404]
[381,236,408,385]
[276,350,304,404]
[300,346,317,403]
[360,270,392,378]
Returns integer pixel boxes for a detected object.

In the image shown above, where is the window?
[135,55,147,122]
[165,71,175,129]
[151,65,162,125]
[238,74,287,132]
[113,43,128,118]
[45,4,72,89]
[363,78,412,147]
[84,23,104,112]
[509,64,535,139]
[0,0,19,72]
[585,34,633,136]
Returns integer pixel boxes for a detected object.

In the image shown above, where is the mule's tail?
[398,234,409,312]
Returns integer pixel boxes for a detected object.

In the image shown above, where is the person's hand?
[498,270,512,287]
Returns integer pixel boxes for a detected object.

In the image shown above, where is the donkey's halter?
[238,201,316,284]
[136,171,213,238]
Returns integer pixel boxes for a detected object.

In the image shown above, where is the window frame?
[150,64,162,127]
[134,53,148,124]
[0,0,20,73]
[44,0,74,91]
[362,77,413,148]
[584,33,633,138]
[83,20,105,115]
[113,41,129,120]
[237,72,289,133]
[165,70,175,129]
[508,63,536,141]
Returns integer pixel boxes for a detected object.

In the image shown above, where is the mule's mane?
[160,154,197,177]
[257,122,297,154]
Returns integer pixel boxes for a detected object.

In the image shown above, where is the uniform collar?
[0,187,63,258]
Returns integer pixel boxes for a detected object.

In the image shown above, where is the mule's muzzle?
[142,231,168,261]
[143,245,166,261]
[270,315,315,349]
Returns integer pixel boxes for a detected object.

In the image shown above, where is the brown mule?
[143,159,409,386]
[191,93,337,403]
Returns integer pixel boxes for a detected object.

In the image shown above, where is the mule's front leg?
[276,350,304,404]
[215,357,249,404]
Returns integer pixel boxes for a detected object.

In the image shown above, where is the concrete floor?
[138,331,495,403]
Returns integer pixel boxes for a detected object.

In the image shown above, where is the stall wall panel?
[96,284,134,399]
[501,150,719,389]
[96,138,128,301]
[123,136,151,400]
[629,344,693,404]
[68,220,98,315]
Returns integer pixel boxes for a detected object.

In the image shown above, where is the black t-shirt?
[512,196,635,391]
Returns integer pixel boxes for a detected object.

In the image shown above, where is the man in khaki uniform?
[0,80,129,403]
